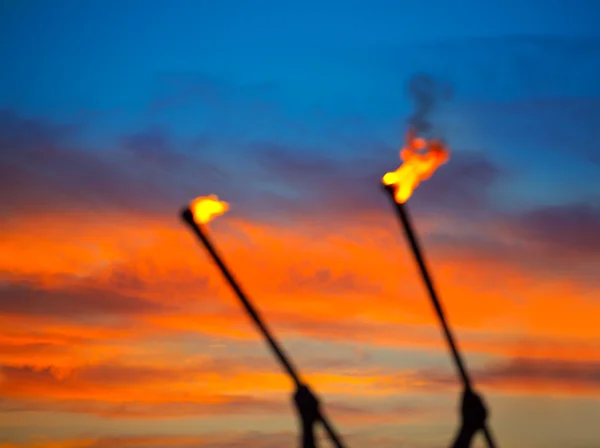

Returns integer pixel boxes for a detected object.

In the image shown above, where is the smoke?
[406,73,453,136]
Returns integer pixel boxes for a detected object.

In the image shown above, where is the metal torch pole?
[181,208,346,448]
[381,185,497,448]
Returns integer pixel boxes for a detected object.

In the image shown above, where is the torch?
[381,132,497,448]
[181,195,346,448]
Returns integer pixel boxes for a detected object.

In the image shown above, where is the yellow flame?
[382,129,450,203]
[190,195,229,225]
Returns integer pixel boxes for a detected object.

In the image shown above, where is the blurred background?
[1,1,600,447]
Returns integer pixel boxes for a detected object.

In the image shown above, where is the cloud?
[87,432,292,448]
[326,400,428,425]
[0,395,284,419]
[0,281,167,319]
[3,351,600,434]
[477,358,600,390]
[0,361,442,423]
[0,362,290,404]
[411,150,505,213]
[250,139,506,221]
[248,140,388,219]
[2,105,600,444]
[0,108,399,226]
[0,432,462,448]
[0,116,146,216]
[0,109,224,219]
[415,356,600,397]
[507,202,600,259]
[0,391,427,427]
[283,267,383,296]
[2,187,599,360]
[121,129,189,169]
[0,432,295,448]
[413,198,600,295]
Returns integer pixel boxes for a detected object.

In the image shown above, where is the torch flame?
[382,128,450,203]
[190,195,229,225]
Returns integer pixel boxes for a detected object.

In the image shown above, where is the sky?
[1,0,600,447]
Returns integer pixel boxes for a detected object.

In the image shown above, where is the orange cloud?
[3,351,600,417]
[0,432,296,448]
[2,126,600,443]
[2,208,600,360]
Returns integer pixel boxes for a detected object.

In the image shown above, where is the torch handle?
[319,411,345,448]
[382,185,497,448]
[181,209,346,448]
[389,196,471,386]
[182,209,300,384]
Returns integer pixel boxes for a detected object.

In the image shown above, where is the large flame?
[382,128,450,203]
[190,195,229,225]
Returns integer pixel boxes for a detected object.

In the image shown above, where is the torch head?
[381,182,396,196]
[181,207,196,226]
[183,195,229,226]
[382,129,450,204]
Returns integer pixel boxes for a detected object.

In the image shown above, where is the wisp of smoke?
[407,73,453,137]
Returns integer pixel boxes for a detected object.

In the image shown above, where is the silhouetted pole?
[181,208,346,448]
[381,184,497,448]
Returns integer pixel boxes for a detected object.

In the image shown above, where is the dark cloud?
[6,104,595,274]
[297,354,374,373]
[0,341,71,359]
[0,394,284,419]
[0,390,425,425]
[0,364,287,419]
[0,363,432,425]
[243,140,388,222]
[98,261,218,303]
[252,141,342,180]
[0,107,509,230]
[272,312,440,348]
[508,202,600,259]
[413,150,505,212]
[476,358,600,388]
[68,364,191,385]
[0,109,223,218]
[251,140,506,221]
[83,432,293,448]
[121,128,188,168]
[0,110,153,215]
[284,267,383,296]
[0,363,181,389]
[420,198,600,283]
[415,357,600,393]
[327,400,424,422]
[0,281,167,318]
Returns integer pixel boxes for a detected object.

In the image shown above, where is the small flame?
[190,195,229,225]
[382,128,450,203]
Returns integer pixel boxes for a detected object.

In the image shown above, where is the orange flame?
[382,128,450,203]
[190,195,229,225]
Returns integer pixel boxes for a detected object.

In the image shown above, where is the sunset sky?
[2,1,600,447]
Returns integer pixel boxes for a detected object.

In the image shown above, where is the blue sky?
[3,1,599,200]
